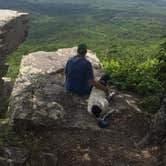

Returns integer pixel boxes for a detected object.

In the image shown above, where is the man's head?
[77,44,87,55]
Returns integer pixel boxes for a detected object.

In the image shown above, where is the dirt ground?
[26,107,164,166]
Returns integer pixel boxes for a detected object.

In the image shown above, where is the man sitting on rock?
[55,44,108,95]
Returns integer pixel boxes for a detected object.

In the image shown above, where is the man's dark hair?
[77,44,87,55]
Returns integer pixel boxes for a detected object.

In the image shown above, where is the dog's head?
[99,74,110,86]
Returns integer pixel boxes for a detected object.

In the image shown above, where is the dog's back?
[87,87,109,117]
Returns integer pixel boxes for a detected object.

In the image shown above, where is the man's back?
[65,55,94,95]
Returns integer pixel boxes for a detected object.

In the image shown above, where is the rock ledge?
[10,47,103,131]
[0,9,28,98]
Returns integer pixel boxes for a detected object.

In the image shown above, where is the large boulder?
[137,92,166,146]
[0,10,28,56]
[9,47,104,131]
[0,10,28,98]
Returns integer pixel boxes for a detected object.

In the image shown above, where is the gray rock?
[0,10,28,109]
[0,157,9,166]
[137,92,166,146]
[2,77,12,97]
[9,48,103,131]
[9,48,142,131]
[0,119,10,132]
[4,147,29,164]
[39,152,58,166]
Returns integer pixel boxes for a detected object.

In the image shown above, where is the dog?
[87,74,116,122]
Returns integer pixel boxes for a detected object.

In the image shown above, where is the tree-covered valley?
[0,0,166,112]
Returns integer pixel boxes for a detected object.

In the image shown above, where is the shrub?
[103,58,162,95]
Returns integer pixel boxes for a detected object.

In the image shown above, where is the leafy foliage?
[157,41,166,87]
[103,58,162,94]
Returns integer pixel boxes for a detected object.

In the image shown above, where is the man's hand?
[89,79,109,95]
[50,68,65,75]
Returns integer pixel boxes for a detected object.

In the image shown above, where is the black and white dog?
[87,74,116,122]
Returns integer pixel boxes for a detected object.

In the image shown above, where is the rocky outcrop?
[9,47,104,131]
[0,146,29,166]
[137,92,166,146]
[0,10,28,97]
[9,47,143,132]
[9,47,155,165]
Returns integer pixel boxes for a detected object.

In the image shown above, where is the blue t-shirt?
[65,55,94,94]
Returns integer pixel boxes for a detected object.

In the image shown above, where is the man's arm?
[89,79,109,94]
[49,68,65,75]
[56,68,65,74]
[86,62,109,94]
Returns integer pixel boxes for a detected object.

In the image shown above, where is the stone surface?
[39,152,58,166]
[0,147,29,166]
[9,47,104,131]
[8,47,151,165]
[0,10,28,98]
[2,77,12,97]
[0,157,9,166]
[9,47,142,131]
[4,147,29,165]
[138,92,166,146]
[0,118,10,132]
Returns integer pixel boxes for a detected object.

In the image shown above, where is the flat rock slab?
[9,47,103,131]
